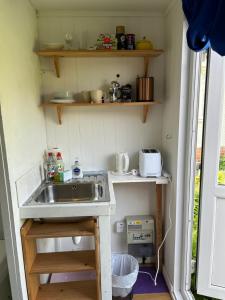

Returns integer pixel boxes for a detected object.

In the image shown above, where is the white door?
[197,50,225,299]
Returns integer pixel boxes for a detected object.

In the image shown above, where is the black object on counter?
[126,34,136,50]
[116,26,126,50]
[120,84,132,101]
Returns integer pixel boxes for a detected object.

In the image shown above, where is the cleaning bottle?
[46,152,56,181]
[56,152,64,172]
[72,158,83,179]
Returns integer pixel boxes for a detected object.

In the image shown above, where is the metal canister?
[136,77,154,101]
[126,34,135,50]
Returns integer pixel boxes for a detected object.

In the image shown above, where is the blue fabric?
[182,0,225,56]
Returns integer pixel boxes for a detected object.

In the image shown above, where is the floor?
[113,293,171,300]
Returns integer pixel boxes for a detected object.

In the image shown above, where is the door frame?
[180,50,202,300]
[0,105,23,300]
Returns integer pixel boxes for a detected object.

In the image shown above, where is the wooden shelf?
[24,219,95,239]
[41,100,159,125]
[36,49,163,77]
[30,251,95,274]
[36,280,97,300]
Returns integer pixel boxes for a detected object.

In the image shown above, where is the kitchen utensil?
[136,77,154,101]
[43,43,64,50]
[115,152,129,175]
[90,90,103,103]
[136,37,153,50]
[109,81,121,102]
[139,149,162,177]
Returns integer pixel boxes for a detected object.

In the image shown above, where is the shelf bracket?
[143,105,150,123]
[144,57,150,77]
[56,105,63,125]
[53,57,60,78]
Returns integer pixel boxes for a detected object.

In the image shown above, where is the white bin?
[112,254,139,298]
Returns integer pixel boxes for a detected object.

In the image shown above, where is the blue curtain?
[182,0,225,56]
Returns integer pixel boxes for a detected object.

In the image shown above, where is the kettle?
[115,152,129,175]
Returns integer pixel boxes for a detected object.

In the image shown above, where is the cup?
[90,90,103,103]
[81,91,90,102]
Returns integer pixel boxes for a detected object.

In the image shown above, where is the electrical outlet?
[116,221,125,233]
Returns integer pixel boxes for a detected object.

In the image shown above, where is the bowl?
[43,43,64,50]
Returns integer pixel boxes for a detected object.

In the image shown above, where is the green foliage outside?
[191,155,225,299]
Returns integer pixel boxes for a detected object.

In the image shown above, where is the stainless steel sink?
[24,172,109,206]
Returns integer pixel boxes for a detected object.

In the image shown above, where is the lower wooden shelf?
[41,101,160,125]
[36,280,97,300]
[30,251,95,274]
[24,219,95,239]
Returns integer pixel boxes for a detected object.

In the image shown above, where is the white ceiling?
[30,0,171,13]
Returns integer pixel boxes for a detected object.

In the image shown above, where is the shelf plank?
[41,100,158,108]
[41,101,159,125]
[36,49,163,58]
[30,251,95,274]
[37,280,97,300]
[24,219,95,239]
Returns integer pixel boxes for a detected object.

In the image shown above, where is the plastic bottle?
[72,159,83,179]
[56,152,64,172]
[46,152,56,181]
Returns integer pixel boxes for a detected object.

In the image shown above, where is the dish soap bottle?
[72,159,83,179]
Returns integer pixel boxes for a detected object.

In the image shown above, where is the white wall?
[0,1,47,299]
[162,0,185,292]
[38,13,165,253]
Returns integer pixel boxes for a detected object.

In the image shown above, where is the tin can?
[126,34,136,50]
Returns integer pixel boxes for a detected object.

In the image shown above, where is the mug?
[91,90,103,103]
[115,152,129,175]
[81,91,90,102]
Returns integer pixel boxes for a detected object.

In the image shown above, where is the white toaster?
[139,149,162,177]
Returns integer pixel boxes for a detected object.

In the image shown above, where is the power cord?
[154,173,172,286]
[138,174,172,286]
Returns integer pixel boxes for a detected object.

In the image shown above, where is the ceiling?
[30,0,171,13]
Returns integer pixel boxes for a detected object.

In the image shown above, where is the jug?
[115,152,129,175]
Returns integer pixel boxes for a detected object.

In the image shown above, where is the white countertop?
[107,171,170,208]
[19,171,169,219]
[108,171,170,185]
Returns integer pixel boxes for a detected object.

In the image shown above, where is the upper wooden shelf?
[36,49,164,77]
[36,49,164,58]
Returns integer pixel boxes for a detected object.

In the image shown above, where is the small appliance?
[139,149,162,177]
[115,152,129,175]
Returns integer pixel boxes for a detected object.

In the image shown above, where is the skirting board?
[162,266,184,300]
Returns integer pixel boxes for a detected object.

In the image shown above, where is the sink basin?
[35,182,99,204]
[23,172,109,206]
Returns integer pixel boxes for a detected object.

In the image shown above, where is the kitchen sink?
[23,172,109,206]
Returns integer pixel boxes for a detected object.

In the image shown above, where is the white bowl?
[43,43,64,50]
[54,91,74,99]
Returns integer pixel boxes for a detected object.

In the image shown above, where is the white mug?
[115,152,129,175]
[91,90,103,103]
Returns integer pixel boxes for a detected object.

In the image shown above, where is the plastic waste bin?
[112,254,139,297]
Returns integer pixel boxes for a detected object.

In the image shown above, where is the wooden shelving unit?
[41,100,160,125]
[37,280,97,300]
[21,218,100,300]
[36,49,163,78]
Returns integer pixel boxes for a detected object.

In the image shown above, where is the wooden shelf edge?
[41,100,160,107]
[36,49,164,58]
[30,251,95,275]
[41,101,160,125]
[36,280,97,300]
[25,219,95,239]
